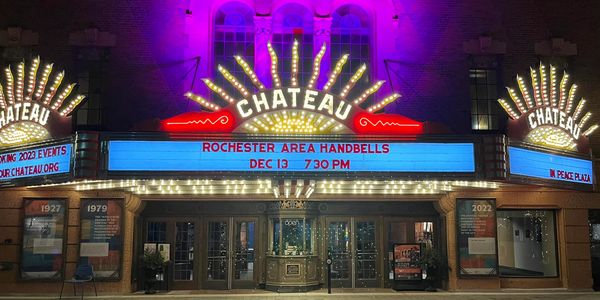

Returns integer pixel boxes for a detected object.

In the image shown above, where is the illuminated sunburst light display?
[163,40,423,135]
[498,63,598,151]
[0,57,85,147]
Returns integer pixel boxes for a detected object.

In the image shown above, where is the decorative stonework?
[254,16,273,36]
[268,199,314,211]
[535,38,577,56]
[0,27,39,47]
[313,17,332,37]
[463,36,506,55]
[68,27,116,47]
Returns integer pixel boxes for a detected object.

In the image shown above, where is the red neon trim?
[161,107,423,136]
[351,112,423,135]
[161,110,236,133]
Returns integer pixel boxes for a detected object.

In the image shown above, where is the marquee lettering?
[235,88,353,122]
[526,107,581,139]
[0,102,51,130]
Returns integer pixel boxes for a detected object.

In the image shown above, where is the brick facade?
[0,0,600,295]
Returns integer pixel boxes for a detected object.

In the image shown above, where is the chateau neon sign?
[498,64,598,151]
[0,57,85,147]
[162,40,423,135]
[235,88,352,122]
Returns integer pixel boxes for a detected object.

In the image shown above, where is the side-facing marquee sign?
[498,64,598,152]
[508,146,593,185]
[108,140,475,173]
[0,57,85,147]
[0,143,72,181]
[162,40,423,135]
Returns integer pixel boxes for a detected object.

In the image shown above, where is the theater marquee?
[162,40,423,136]
[0,57,85,147]
[498,63,598,151]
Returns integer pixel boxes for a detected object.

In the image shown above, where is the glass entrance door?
[204,217,257,289]
[232,220,256,288]
[327,217,379,288]
[328,220,351,287]
[205,219,228,289]
[355,220,378,287]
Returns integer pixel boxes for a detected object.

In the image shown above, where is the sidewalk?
[1,289,600,300]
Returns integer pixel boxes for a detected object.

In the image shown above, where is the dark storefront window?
[73,51,109,131]
[470,68,501,130]
[497,210,558,277]
[146,221,167,243]
[74,70,102,130]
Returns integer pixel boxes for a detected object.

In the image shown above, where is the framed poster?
[393,243,422,280]
[456,198,498,277]
[20,198,67,280]
[158,243,170,262]
[79,199,123,280]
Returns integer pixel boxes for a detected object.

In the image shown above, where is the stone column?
[254,16,272,88]
[313,17,332,89]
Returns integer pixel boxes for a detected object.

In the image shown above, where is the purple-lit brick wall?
[1,0,600,149]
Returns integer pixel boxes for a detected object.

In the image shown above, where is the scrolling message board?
[79,199,123,280]
[456,199,498,277]
[21,199,66,280]
[0,143,71,181]
[108,141,475,173]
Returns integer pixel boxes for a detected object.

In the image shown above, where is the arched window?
[272,3,313,86]
[214,2,255,96]
[331,5,370,101]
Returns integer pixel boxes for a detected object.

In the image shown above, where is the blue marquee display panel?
[0,143,72,180]
[108,140,475,173]
[509,146,593,185]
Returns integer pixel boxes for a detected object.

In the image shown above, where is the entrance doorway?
[203,217,258,289]
[384,218,435,287]
[326,217,379,288]
[590,210,600,291]
[144,219,197,290]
